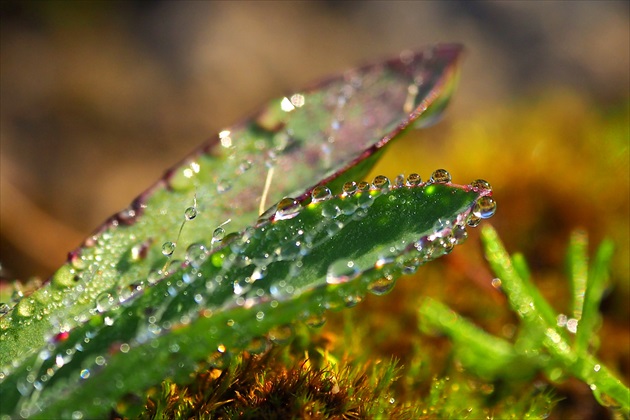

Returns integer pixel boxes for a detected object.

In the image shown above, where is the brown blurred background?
[1,0,628,282]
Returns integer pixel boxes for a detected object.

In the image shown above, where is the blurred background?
[1,1,627,280]
[1,1,628,415]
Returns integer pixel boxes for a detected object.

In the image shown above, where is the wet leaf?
[0,45,477,417]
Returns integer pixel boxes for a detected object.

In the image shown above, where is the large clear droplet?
[470,179,492,192]
[184,207,197,220]
[373,175,390,190]
[311,186,332,203]
[473,197,497,219]
[368,276,396,296]
[430,169,451,183]
[212,227,226,244]
[342,181,358,195]
[274,198,301,221]
[162,242,176,256]
[406,173,421,186]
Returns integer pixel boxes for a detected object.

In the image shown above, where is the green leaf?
[0,45,476,417]
[2,176,494,418]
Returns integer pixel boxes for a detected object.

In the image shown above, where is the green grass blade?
[575,239,615,356]
[567,230,589,321]
[418,297,538,381]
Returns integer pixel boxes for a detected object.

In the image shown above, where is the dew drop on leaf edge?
[430,169,451,183]
[274,197,301,221]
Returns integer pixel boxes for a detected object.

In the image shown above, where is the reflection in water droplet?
[311,186,332,203]
[184,207,197,220]
[342,181,358,195]
[470,179,492,192]
[430,169,451,183]
[406,173,421,186]
[394,174,405,187]
[274,198,301,221]
[368,276,396,296]
[327,260,359,285]
[212,227,226,244]
[162,242,176,256]
[373,175,390,190]
[466,214,481,227]
[246,337,270,354]
[357,181,370,192]
[473,197,497,219]
[186,243,208,268]
[304,313,327,328]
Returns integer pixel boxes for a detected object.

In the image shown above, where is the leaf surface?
[0,45,478,417]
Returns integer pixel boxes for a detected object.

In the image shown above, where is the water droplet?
[357,181,370,192]
[466,214,481,227]
[238,160,252,174]
[491,278,502,289]
[162,241,176,256]
[394,174,405,187]
[373,175,390,190]
[96,293,115,313]
[16,298,34,317]
[217,179,232,194]
[430,169,451,183]
[52,265,76,289]
[368,276,396,296]
[274,197,301,221]
[130,240,150,261]
[267,325,294,344]
[184,206,197,220]
[344,294,363,307]
[116,208,137,226]
[339,200,358,216]
[406,173,422,186]
[342,181,358,195]
[245,337,270,354]
[304,313,327,328]
[327,260,359,285]
[321,202,341,218]
[186,243,208,268]
[0,303,10,315]
[147,269,164,285]
[473,197,497,219]
[452,225,468,244]
[212,227,226,244]
[120,343,130,353]
[470,179,492,192]
[311,186,332,203]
